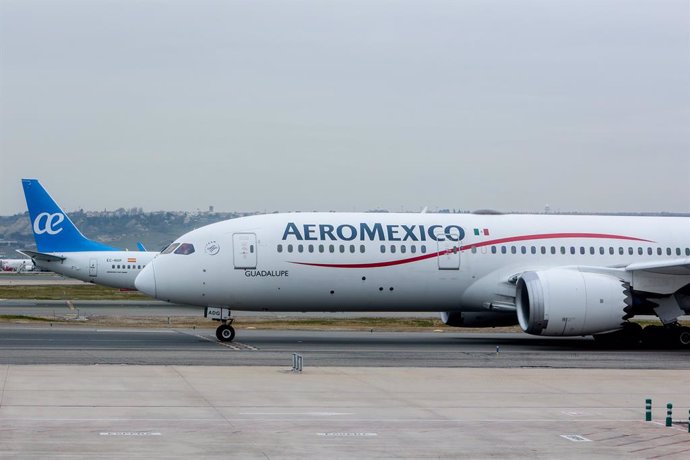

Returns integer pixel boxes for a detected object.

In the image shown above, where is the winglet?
[21,179,117,253]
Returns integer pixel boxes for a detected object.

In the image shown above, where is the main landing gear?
[204,307,236,342]
[593,322,690,349]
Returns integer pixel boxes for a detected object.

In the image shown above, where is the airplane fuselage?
[36,251,156,289]
[140,213,690,313]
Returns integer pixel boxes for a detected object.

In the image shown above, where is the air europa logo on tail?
[33,212,65,235]
[282,223,465,242]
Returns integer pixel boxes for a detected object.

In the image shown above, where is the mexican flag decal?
[473,228,490,236]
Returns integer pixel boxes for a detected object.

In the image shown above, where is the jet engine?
[441,311,518,328]
[516,269,631,336]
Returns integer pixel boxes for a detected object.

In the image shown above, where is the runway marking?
[99,432,161,437]
[560,434,592,442]
[318,432,378,437]
[96,329,176,333]
[176,330,259,351]
[240,412,352,416]
[650,421,690,432]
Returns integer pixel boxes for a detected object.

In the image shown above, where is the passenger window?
[329,244,335,253]
[308,244,314,253]
[491,246,497,254]
[590,247,595,255]
[541,246,546,255]
[250,245,254,254]
[360,245,366,253]
[161,243,180,254]
[117,265,120,269]
[298,244,304,253]
[288,244,293,253]
[609,247,614,255]
[174,243,195,255]
[628,247,633,255]
[277,244,283,253]
[570,247,575,255]
[501,246,507,254]
[511,246,516,254]
[319,244,325,253]
[686,248,690,256]
[472,246,478,254]
[667,248,672,256]
[638,247,643,255]
[339,245,345,253]
[531,246,536,254]
[112,265,115,269]
[656,248,662,256]
[349,245,355,253]
[411,245,417,254]
[391,245,397,254]
[599,247,604,255]
[676,248,681,256]
[421,245,427,254]
[521,246,526,254]
[647,247,652,255]
[550,246,556,255]
[401,245,407,254]
[560,246,566,255]
[380,245,386,253]
[580,247,585,255]
[618,247,624,255]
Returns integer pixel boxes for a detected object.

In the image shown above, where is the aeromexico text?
[282,223,465,242]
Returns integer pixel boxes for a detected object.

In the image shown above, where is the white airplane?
[1,258,34,272]
[19,179,158,289]
[135,212,690,346]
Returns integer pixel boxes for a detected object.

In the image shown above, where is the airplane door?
[437,229,460,270]
[233,233,257,269]
[89,258,98,277]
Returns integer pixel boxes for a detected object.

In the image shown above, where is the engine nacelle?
[516,269,630,336]
[441,311,518,328]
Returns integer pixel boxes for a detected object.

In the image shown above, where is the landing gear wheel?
[675,327,690,348]
[216,324,236,342]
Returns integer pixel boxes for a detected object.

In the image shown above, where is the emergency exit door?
[437,230,461,270]
[233,233,257,269]
[89,258,98,277]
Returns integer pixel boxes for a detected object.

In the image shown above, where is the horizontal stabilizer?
[17,249,65,262]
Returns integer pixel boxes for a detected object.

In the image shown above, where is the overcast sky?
[1,0,688,215]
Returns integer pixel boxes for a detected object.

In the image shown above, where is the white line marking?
[176,330,258,351]
[560,434,592,442]
[96,329,175,333]
[99,432,161,436]
[240,412,352,416]
[650,421,689,432]
[318,432,377,437]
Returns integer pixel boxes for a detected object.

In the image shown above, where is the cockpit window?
[161,243,180,254]
[174,243,195,255]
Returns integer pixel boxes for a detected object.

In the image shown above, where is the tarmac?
[1,366,689,459]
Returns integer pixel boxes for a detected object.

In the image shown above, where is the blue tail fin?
[22,179,116,252]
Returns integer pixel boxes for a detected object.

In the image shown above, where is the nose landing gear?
[205,307,236,342]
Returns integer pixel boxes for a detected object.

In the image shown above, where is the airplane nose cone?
[135,261,157,297]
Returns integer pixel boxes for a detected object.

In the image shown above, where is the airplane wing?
[625,258,690,275]
[16,249,66,262]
